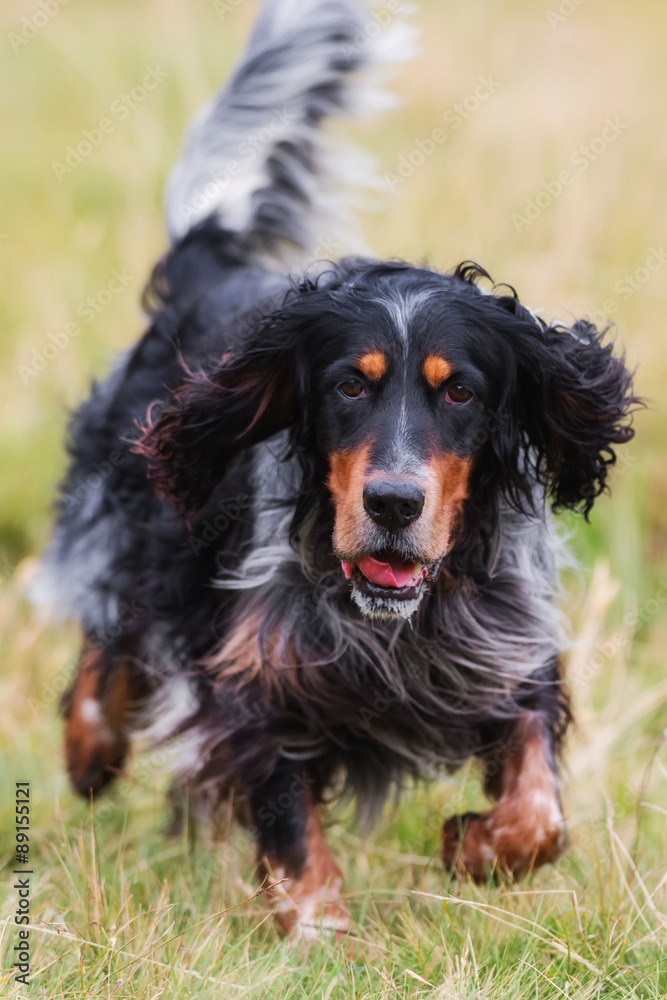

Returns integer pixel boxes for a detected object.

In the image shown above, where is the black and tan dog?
[36,0,636,943]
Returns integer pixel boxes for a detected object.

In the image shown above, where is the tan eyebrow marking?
[423,354,453,389]
[357,350,387,382]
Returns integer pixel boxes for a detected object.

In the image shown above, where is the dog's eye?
[338,379,366,399]
[445,383,472,404]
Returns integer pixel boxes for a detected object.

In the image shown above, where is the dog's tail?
[165,0,416,262]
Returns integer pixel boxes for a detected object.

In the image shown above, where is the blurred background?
[1,0,666,993]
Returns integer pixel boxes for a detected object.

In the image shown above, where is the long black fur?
[38,0,638,833]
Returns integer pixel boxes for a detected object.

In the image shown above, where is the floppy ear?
[450,269,639,518]
[495,305,638,515]
[134,262,360,518]
[134,342,298,517]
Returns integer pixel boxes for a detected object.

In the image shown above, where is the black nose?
[363,479,425,530]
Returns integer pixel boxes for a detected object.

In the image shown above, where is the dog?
[36,0,636,943]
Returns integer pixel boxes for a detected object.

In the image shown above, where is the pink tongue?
[356,555,421,588]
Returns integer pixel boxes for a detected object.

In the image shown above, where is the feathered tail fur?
[165,0,417,260]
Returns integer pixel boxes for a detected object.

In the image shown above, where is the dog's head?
[137,260,637,619]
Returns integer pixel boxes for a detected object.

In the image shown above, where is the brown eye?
[445,383,472,404]
[338,379,366,399]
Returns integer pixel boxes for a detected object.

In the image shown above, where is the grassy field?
[2,0,667,996]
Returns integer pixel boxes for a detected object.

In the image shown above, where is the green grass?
[1,0,667,996]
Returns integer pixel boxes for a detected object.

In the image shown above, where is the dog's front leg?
[249,766,351,945]
[443,711,566,880]
[63,640,139,796]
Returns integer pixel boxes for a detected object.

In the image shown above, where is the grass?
[1,0,667,995]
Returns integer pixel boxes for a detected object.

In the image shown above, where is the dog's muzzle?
[341,551,442,620]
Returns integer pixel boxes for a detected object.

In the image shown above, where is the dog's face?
[314,292,503,617]
[138,261,635,621]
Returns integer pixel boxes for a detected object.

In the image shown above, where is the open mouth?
[341,550,441,619]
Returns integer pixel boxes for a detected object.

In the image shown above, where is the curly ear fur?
[520,318,637,513]
[134,347,298,516]
[480,288,639,516]
[133,264,361,519]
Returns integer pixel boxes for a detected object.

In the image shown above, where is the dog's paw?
[443,803,565,882]
[442,811,494,882]
[267,876,353,951]
[284,901,353,953]
[65,719,127,797]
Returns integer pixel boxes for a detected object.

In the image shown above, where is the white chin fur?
[351,584,424,620]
